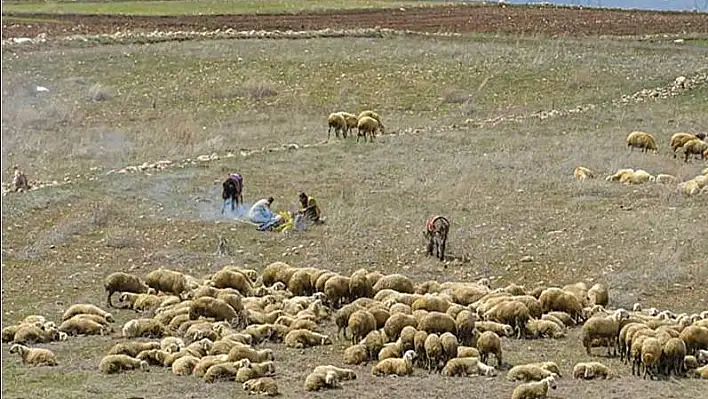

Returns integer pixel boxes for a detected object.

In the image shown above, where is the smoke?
[196,198,252,222]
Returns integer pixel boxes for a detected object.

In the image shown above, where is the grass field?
[1,0,439,15]
[2,6,708,399]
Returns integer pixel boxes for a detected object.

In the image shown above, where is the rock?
[520,255,534,263]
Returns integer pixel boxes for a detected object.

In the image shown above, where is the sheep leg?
[438,239,446,261]
[106,291,114,308]
[426,238,434,257]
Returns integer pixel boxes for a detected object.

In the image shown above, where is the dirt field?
[4,4,708,39]
[2,3,708,399]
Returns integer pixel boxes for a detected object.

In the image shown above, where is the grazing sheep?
[641,337,662,379]
[285,329,331,349]
[348,310,377,345]
[383,313,418,340]
[371,350,416,377]
[9,344,58,366]
[539,288,584,323]
[662,337,687,376]
[172,355,200,376]
[121,318,167,338]
[587,283,608,307]
[440,332,459,365]
[626,131,658,153]
[506,364,557,381]
[573,361,615,380]
[525,319,566,339]
[336,111,359,136]
[357,110,385,134]
[236,360,276,383]
[511,375,557,399]
[145,268,189,297]
[477,331,502,367]
[227,346,274,363]
[418,311,457,336]
[324,275,350,309]
[108,341,161,357]
[442,357,496,377]
[670,132,699,157]
[581,310,629,357]
[243,377,280,396]
[61,304,114,323]
[189,296,240,325]
[483,301,530,339]
[103,272,151,307]
[683,138,708,162]
[328,112,348,139]
[305,370,341,391]
[348,269,374,301]
[373,274,415,295]
[356,116,380,143]
[378,341,403,361]
[573,166,596,180]
[455,310,477,346]
[457,346,481,358]
[424,333,444,372]
[59,317,110,336]
[343,344,369,365]
[399,326,417,352]
[99,354,150,374]
[679,326,708,355]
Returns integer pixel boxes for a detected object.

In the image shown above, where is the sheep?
[343,344,370,365]
[9,344,58,366]
[526,361,562,377]
[324,275,350,309]
[525,319,566,339]
[336,111,359,136]
[506,364,557,381]
[236,360,276,383]
[327,112,348,139]
[442,357,497,377]
[586,283,608,307]
[358,110,385,134]
[313,365,357,382]
[477,331,502,367]
[118,292,164,313]
[685,355,699,371]
[284,329,331,349]
[349,268,374,301]
[679,326,708,355]
[368,307,391,329]
[243,377,280,396]
[58,318,110,336]
[192,354,230,377]
[11,325,62,345]
[227,346,274,363]
[662,337,687,376]
[103,272,151,307]
[683,138,708,162]
[573,166,596,180]
[108,341,161,357]
[574,361,615,380]
[61,304,114,323]
[383,313,418,340]
[378,340,403,361]
[413,330,428,366]
[305,369,341,391]
[581,310,629,357]
[371,349,416,377]
[539,288,584,323]
[605,168,635,182]
[160,336,185,353]
[455,310,477,346]
[145,268,189,297]
[136,349,171,366]
[511,375,557,399]
[399,325,417,352]
[373,274,415,295]
[348,309,377,345]
[670,132,699,157]
[211,269,253,296]
[418,311,457,335]
[626,131,658,153]
[457,346,481,358]
[621,169,655,184]
[121,318,167,338]
[99,354,150,374]
[200,360,243,382]
[189,296,240,326]
[356,116,380,143]
[688,364,708,379]
[475,321,515,337]
[546,311,575,327]
[172,355,200,376]
[540,314,566,330]
[641,337,662,379]
[483,301,530,339]
[424,333,444,372]
[654,173,678,184]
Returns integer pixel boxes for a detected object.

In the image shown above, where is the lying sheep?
[122,318,167,338]
[136,349,171,366]
[511,375,557,399]
[525,319,565,339]
[573,166,596,180]
[146,268,189,297]
[119,293,164,312]
[172,355,200,376]
[235,360,276,383]
[59,318,110,336]
[9,344,58,366]
[475,321,514,338]
[192,354,230,377]
[343,344,369,365]
[284,329,331,349]
[99,354,150,374]
[605,168,635,182]
[620,169,655,184]
[313,365,357,382]
[103,272,151,307]
[688,364,708,379]
[61,304,114,323]
[108,341,161,357]
[477,331,503,367]
[211,269,253,296]
[457,346,480,358]
[305,369,341,391]
[572,361,614,379]
[243,377,279,396]
[442,357,496,377]
[12,325,63,345]
[227,346,274,363]
[356,116,380,143]
[506,364,557,381]
[328,112,348,139]
[683,138,708,162]
[189,296,240,325]
[203,360,247,383]
[160,336,185,353]
[626,131,658,153]
[654,174,678,184]
[371,350,416,377]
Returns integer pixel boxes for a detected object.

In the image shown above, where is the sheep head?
[543,375,557,389]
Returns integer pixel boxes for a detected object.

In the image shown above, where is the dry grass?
[1,31,708,399]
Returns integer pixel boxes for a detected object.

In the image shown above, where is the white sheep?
[99,354,150,374]
[371,349,416,377]
[511,375,557,399]
[9,344,58,366]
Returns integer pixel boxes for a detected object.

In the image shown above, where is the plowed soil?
[3,4,708,40]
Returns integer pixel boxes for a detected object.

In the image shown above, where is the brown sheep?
[145,268,189,297]
[343,344,369,365]
[349,268,374,301]
[383,313,418,340]
[670,132,699,158]
[348,310,377,345]
[103,272,151,307]
[424,333,444,372]
[328,112,348,139]
[211,268,253,296]
[324,275,350,309]
[683,138,708,162]
[482,301,530,339]
[626,131,658,153]
[373,274,414,294]
[9,344,58,366]
[189,296,240,325]
[477,331,503,367]
[418,312,456,335]
[243,377,279,396]
[12,325,62,345]
[59,318,110,336]
[61,304,114,323]
[356,116,380,143]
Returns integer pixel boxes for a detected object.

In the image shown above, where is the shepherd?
[424,215,450,261]
[297,192,323,225]
[221,173,244,214]
[12,165,30,192]
[247,197,284,231]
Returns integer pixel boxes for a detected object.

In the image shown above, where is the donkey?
[221,173,244,214]
[423,215,450,261]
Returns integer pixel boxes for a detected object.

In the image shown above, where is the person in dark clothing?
[298,192,322,224]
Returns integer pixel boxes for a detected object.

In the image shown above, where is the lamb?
[573,166,596,180]
[371,349,416,377]
[511,375,557,399]
[357,110,385,134]
[328,112,348,139]
[284,329,331,348]
[670,132,699,157]
[9,344,58,366]
[626,131,658,153]
[541,314,566,329]
[145,268,189,297]
[103,272,151,307]
[108,341,161,357]
[99,354,150,374]
[324,275,350,308]
[172,355,200,376]
[189,296,240,325]
[243,377,280,396]
[227,346,274,363]
[476,331,503,367]
[61,303,114,323]
[343,344,370,365]
[211,269,253,296]
[418,311,457,335]
[482,301,530,339]
[424,333,444,372]
[121,318,167,338]
[573,361,615,379]
[442,357,496,377]
[373,274,415,294]
[304,369,341,391]
[356,116,380,143]
[525,319,566,339]
[679,325,708,355]
[12,325,62,345]
[506,364,557,381]
[59,317,110,336]
[682,138,708,162]
[348,309,377,345]
[236,360,277,383]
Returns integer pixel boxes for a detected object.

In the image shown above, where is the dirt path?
[3,4,708,39]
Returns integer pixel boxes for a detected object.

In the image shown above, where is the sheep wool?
[9,344,58,367]
[626,131,658,153]
[573,166,596,180]
[371,350,416,377]
[99,354,150,374]
[511,375,557,399]
[243,377,279,396]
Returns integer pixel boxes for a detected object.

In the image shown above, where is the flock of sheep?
[573,131,708,196]
[327,110,385,143]
[3,263,708,398]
